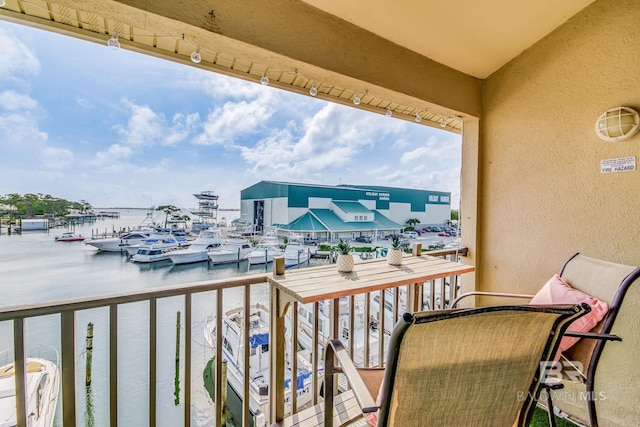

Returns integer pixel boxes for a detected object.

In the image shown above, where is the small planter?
[336,254,355,272]
[387,248,403,266]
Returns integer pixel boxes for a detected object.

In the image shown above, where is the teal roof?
[277,212,328,232]
[332,201,372,214]
[278,209,402,232]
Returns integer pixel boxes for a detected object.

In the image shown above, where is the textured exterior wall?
[482,0,640,287]
[481,1,640,423]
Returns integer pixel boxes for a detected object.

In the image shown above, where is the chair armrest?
[563,331,622,341]
[324,339,377,422]
[451,291,535,308]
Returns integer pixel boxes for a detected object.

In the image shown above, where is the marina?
[0,207,457,427]
[0,209,327,427]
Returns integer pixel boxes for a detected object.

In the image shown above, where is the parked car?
[402,231,418,239]
[399,239,411,248]
[354,236,372,243]
[303,237,319,245]
[428,241,445,249]
[438,232,451,237]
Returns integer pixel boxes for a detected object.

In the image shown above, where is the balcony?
[0,247,469,426]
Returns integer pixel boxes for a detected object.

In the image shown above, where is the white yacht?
[0,357,59,427]
[129,234,190,263]
[247,229,283,265]
[283,235,309,267]
[207,239,252,265]
[203,304,315,427]
[168,229,224,265]
[84,229,152,252]
[126,233,189,257]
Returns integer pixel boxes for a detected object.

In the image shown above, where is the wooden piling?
[221,360,227,426]
[85,322,94,387]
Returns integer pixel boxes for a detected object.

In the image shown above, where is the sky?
[0,20,461,216]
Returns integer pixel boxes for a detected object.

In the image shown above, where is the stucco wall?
[481,2,640,422]
[481,0,640,290]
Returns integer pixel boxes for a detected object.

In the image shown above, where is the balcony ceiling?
[302,0,595,80]
[0,0,594,132]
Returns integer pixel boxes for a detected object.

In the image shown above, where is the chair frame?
[452,252,640,427]
[324,304,589,427]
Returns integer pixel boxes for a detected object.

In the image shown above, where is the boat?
[130,245,181,263]
[168,229,224,265]
[129,234,191,263]
[296,299,388,367]
[203,304,315,427]
[247,229,283,265]
[207,238,252,265]
[0,356,59,427]
[125,233,190,257]
[283,235,309,267]
[193,191,219,201]
[54,232,85,242]
[84,229,153,252]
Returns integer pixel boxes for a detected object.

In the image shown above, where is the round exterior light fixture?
[595,107,640,142]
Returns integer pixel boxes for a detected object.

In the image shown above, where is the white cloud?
[75,97,91,109]
[0,27,40,81]
[239,103,401,181]
[165,113,199,146]
[114,99,165,147]
[193,95,274,146]
[0,112,48,150]
[0,90,38,111]
[196,72,268,100]
[114,99,198,147]
[40,147,74,170]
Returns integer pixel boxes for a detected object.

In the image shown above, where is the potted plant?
[387,235,403,266]
[334,239,354,273]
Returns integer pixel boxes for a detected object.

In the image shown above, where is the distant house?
[240,181,451,241]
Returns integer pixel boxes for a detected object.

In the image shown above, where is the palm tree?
[157,205,180,227]
[405,218,420,229]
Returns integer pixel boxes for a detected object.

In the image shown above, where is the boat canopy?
[249,333,269,348]
[284,371,312,390]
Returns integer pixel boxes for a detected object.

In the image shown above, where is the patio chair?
[451,253,640,426]
[323,304,589,427]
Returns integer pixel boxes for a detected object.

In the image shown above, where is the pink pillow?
[530,274,609,358]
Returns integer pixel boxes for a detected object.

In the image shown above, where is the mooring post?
[221,360,227,426]
[85,322,94,387]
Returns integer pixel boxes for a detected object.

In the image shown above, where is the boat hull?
[208,250,249,264]
[284,251,310,267]
[0,358,60,427]
[168,249,209,265]
[84,232,151,252]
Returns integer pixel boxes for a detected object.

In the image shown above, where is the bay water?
[0,209,325,426]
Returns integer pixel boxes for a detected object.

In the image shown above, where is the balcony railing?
[0,247,468,427]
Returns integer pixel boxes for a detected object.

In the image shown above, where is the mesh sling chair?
[323,304,589,427]
[451,253,640,426]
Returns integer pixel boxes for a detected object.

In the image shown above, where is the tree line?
[0,193,93,218]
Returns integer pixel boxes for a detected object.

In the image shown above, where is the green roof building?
[240,181,451,241]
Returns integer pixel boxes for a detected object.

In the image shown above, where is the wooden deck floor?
[272,389,368,427]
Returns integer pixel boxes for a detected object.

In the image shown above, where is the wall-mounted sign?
[600,156,636,174]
